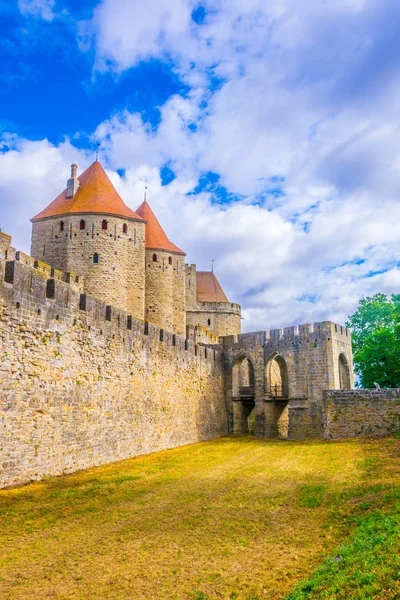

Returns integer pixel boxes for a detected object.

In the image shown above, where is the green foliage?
[346,293,400,388]
[285,507,400,599]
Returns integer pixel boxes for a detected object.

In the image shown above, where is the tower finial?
[95,142,100,162]
[211,259,214,273]
[144,186,148,202]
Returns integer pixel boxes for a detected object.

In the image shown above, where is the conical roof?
[135,200,185,255]
[31,161,144,222]
[196,272,229,302]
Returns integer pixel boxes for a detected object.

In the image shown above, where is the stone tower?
[185,266,241,337]
[30,161,146,320]
[136,197,186,335]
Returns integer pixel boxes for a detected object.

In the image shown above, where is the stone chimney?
[66,163,79,199]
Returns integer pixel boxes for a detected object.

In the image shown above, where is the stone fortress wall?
[220,324,399,441]
[31,214,146,321]
[322,389,400,439]
[0,234,227,489]
[223,322,354,439]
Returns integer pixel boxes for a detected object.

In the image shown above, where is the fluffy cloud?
[6,0,400,332]
[18,0,55,21]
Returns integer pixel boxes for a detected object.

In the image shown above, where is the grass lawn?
[1,435,400,600]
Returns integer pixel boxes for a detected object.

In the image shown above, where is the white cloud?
[4,0,400,333]
[18,0,55,20]
[0,136,87,250]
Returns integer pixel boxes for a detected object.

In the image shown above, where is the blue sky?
[1,0,400,332]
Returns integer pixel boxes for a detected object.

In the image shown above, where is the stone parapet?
[189,301,241,315]
[322,389,400,439]
[0,239,226,489]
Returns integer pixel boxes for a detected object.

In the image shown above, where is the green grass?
[0,436,399,599]
[285,508,400,600]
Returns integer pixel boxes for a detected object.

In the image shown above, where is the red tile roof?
[196,272,229,302]
[31,161,144,222]
[135,200,185,255]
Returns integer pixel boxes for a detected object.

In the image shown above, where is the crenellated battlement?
[189,300,241,315]
[222,321,351,349]
[0,243,219,368]
[2,231,83,293]
[0,234,226,489]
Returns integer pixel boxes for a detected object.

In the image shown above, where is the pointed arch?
[232,354,255,399]
[338,353,351,389]
[266,353,289,398]
[231,354,256,435]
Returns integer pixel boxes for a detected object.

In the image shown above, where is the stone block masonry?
[186,301,241,337]
[221,324,354,440]
[31,215,146,321]
[322,389,400,439]
[0,252,226,489]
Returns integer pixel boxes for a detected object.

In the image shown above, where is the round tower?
[30,161,146,320]
[135,196,186,335]
[185,268,241,337]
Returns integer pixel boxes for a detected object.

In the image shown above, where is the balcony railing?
[239,386,255,398]
[269,384,289,399]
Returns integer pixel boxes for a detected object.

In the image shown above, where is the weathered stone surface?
[185,264,241,337]
[322,389,400,439]
[221,324,355,440]
[145,249,186,336]
[31,215,146,321]
[0,250,226,489]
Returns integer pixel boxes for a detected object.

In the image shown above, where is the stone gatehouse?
[221,323,354,440]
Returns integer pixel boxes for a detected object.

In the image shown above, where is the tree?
[346,294,400,388]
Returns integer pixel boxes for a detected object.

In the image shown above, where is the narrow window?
[208,319,211,326]
[102,220,108,230]
[60,221,64,232]
[80,219,85,230]
[152,254,157,262]
[43,245,45,256]
[123,223,128,234]
[168,256,172,265]
[93,253,99,264]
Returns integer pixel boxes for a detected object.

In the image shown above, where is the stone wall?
[185,264,241,337]
[186,324,219,345]
[322,389,400,439]
[221,323,354,440]
[0,252,226,489]
[185,264,197,309]
[186,301,242,337]
[172,254,186,336]
[144,249,186,335]
[31,215,146,320]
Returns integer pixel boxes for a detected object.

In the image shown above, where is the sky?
[1,0,400,332]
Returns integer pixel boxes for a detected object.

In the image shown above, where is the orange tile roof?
[196,272,229,302]
[135,200,185,255]
[31,161,144,222]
